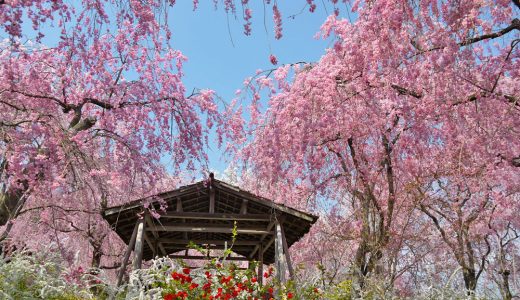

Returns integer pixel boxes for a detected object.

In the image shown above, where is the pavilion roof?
[102,177,318,264]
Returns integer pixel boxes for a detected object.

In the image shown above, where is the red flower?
[171,272,180,280]
[164,293,174,300]
[287,292,294,299]
[183,267,191,275]
[189,283,199,290]
[268,287,274,295]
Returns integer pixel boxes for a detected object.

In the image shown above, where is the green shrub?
[322,279,353,300]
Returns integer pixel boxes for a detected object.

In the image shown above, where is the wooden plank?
[103,184,202,217]
[262,236,275,255]
[249,220,276,258]
[147,225,272,235]
[116,223,138,287]
[132,219,145,269]
[166,245,254,252]
[176,197,190,247]
[104,204,142,217]
[161,243,255,251]
[159,241,168,257]
[158,239,259,246]
[168,255,250,261]
[159,212,270,221]
[144,232,155,257]
[214,181,317,222]
[280,222,294,279]
[240,199,248,214]
[197,245,256,251]
[104,180,318,224]
[145,214,167,256]
[209,186,215,213]
[176,197,183,212]
[257,243,264,286]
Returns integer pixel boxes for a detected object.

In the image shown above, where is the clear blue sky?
[167,2,337,174]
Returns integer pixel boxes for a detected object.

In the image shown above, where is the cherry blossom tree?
[2,0,519,296]
[0,0,332,271]
[0,0,225,267]
[233,0,519,295]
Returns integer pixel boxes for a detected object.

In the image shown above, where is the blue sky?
[167,2,336,174]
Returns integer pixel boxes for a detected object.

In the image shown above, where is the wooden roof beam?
[159,212,271,222]
[147,225,272,235]
[168,255,250,261]
[158,239,259,246]
[214,181,317,222]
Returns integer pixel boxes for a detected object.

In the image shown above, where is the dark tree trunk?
[462,268,477,293]
[91,247,102,269]
[0,183,29,226]
[498,269,513,300]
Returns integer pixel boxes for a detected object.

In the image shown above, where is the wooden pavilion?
[102,173,318,286]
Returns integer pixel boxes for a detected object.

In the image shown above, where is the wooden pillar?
[240,199,248,214]
[257,243,264,286]
[177,197,189,256]
[275,222,287,283]
[176,197,183,212]
[144,232,155,257]
[145,214,166,256]
[153,239,158,257]
[209,186,215,213]
[116,223,139,287]
[208,172,215,213]
[132,218,145,270]
[280,222,294,279]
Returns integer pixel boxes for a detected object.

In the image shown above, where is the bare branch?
[391,84,422,98]
[458,19,519,47]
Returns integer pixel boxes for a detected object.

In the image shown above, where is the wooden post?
[133,218,145,270]
[209,186,215,213]
[116,223,139,287]
[145,214,166,256]
[153,238,159,257]
[176,197,183,212]
[143,232,155,257]
[280,222,294,279]
[275,222,286,283]
[240,199,248,214]
[257,243,264,286]
[177,197,189,256]
[208,173,215,213]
